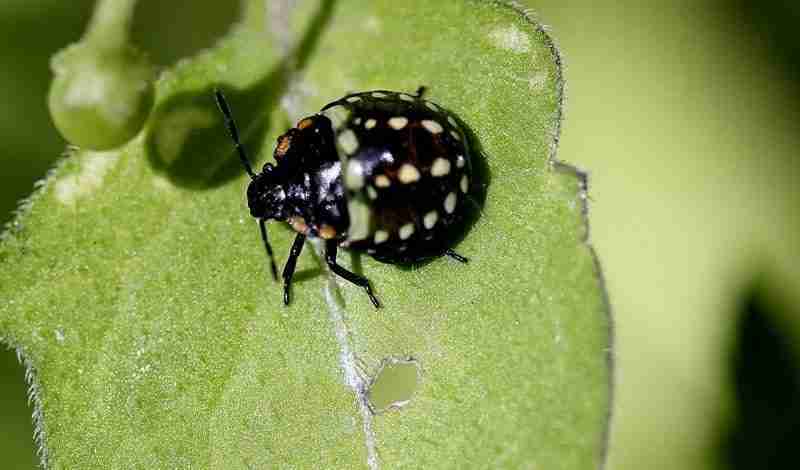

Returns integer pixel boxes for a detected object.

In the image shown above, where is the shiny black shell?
[251,89,473,265]
[319,90,472,263]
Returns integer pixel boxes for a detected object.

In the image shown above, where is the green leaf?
[0,1,611,468]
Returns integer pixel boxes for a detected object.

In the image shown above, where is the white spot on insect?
[399,223,415,240]
[388,116,408,130]
[379,150,394,164]
[374,230,389,244]
[365,118,377,129]
[447,115,458,128]
[354,117,362,125]
[338,129,359,155]
[346,96,362,103]
[346,199,371,241]
[423,210,438,229]
[460,175,469,193]
[55,150,119,205]
[455,154,466,168]
[489,25,531,53]
[422,120,443,134]
[431,157,451,177]
[345,159,365,189]
[398,164,421,184]
[319,161,342,193]
[322,105,350,129]
[450,130,461,141]
[399,93,415,102]
[424,101,440,112]
[367,186,378,200]
[374,174,391,188]
[371,91,388,98]
[444,192,457,214]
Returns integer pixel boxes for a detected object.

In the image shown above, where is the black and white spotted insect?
[215,87,473,308]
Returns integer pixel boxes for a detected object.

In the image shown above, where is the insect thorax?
[248,115,349,241]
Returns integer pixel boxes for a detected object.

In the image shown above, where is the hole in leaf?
[367,357,419,413]
[0,347,37,468]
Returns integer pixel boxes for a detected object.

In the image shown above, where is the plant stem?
[84,0,138,51]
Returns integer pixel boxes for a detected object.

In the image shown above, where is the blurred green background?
[0,1,797,469]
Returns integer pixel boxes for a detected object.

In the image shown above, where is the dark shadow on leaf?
[716,278,800,470]
[728,0,800,110]
[0,345,37,468]
[132,0,240,67]
[349,250,364,276]
[292,267,323,283]
[144,0,337,189]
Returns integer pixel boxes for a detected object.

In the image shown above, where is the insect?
[215,87,472,308]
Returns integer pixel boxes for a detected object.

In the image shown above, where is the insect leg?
[415,86,428,99]
[324,241,380,308]
[445,249,469,263]
[282,234,306,305]
[258,219,279,281]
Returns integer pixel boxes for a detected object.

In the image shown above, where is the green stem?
[83,0,138,50]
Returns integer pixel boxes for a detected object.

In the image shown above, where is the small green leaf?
[1,1,611,468]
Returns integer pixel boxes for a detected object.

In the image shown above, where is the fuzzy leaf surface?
[0,1,610,468]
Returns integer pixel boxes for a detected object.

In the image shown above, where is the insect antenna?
[214,88,256,179]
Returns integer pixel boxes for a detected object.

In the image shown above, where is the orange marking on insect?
[288,216,309,234]
[319,224,337,239]
[297,118,314,130]
[275,135,292,159]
